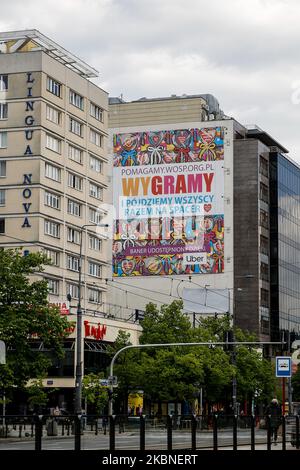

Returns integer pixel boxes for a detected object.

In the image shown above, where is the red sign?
[65,324,75,335]
[84,321,107,340]
[50,301,70,315]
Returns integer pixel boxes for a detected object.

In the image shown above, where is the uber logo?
[182,253,207,265]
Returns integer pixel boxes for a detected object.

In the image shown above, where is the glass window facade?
[270,153,300,339]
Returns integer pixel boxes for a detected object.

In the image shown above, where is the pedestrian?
[266,398,281,445]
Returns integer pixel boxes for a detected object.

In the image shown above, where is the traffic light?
[281,330,290,352]
[135,309,145,323]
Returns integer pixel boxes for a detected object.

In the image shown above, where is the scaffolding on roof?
[0,29,99,78]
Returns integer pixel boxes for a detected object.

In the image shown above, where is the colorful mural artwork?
[113,128,224,167]
[113,127,225,277]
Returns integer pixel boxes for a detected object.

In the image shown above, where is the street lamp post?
[74,223,108,415]
[230,275,254,416]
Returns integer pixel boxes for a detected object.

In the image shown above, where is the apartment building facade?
[0,30,108,313]
[0,31,142,411]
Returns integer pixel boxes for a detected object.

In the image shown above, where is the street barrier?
[0,413,299,451]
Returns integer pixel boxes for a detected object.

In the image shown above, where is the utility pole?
[74,223,108,415]
[286,330,292,415]
[0,341,6,426]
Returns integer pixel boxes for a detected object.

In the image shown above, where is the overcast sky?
[1,0,300,160]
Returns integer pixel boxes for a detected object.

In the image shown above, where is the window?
[260,183,269,204]
[67,255,79,272]
[47,279,59,295]
[260,155,269,178]
[89,155,103,173]
[44,191,60,209]
[90,129,102,147]
[260,209,269,229]
[70,90,84,110]
[46,134,61,153]
[0,103,7,119]
[69,117,83,137]
[46,105,61,125]
[67,199,82,217]
[0,218,5,233]
[88,262,102,278]
[47,76,61,97]
[44,249,60,266]
[69,144,83,164]
[89,208,102,224]
[260,262,269,282]
[45,163,61,182]
[44,220,60,238]
[67,227,81,244]
[88,289,102,304]
[0,132,7,148]
[261,288,269,308]
[260,235,269,255]
[90,103,103,122]
[89,235,102,251]
[0,190,5,206]
[0,161,6,177]
[68,172,83,191]
[89,183,103,200]
[0,75,8,91]
[67,283,79,299]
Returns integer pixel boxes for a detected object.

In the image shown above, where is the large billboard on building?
[112,127,224,276]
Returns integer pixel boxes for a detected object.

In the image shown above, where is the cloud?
[1,0,300,158]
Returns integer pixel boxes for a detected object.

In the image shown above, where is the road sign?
[99,379,109,387]
[276,356,292,377]
[108,376,118,386]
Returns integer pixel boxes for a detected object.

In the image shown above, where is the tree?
[137,301,206,412]
[82,373,108,415]
[26,378,56,412]
[107,330,141,413]
[0,249,70,404]
[234,328,275,406]
[292,366,300,401]
[194,315,276,409]
[102,300,275,415]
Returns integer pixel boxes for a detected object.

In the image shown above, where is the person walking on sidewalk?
[266,398,281,445]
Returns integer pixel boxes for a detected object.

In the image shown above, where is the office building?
[109,94,300,343]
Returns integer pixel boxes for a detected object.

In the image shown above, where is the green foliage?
[109,301,276,410]
[82,373,109,414]
[0,249,70,398]
[26,378,49,408]
[107,330,142,411]
[292,366,300,401]
[234,332,275,403]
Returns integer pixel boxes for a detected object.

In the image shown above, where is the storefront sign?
[84,321,107,340]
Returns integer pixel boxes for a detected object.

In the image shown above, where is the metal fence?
[0,414,299,450]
